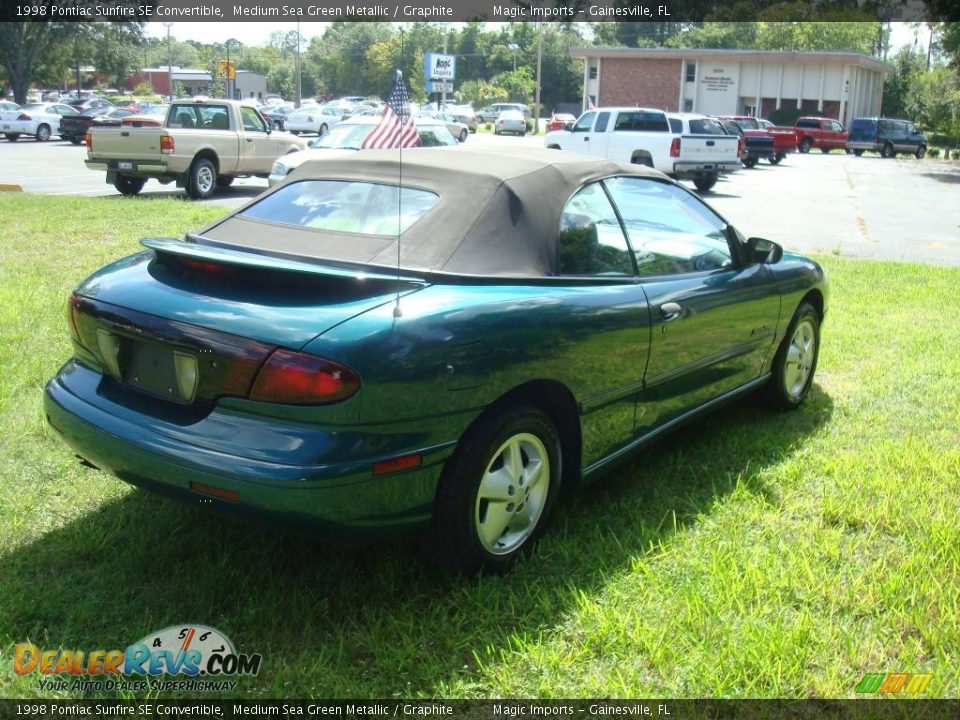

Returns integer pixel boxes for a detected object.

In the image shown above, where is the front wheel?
[428,405,561,574]
[5,133,20,142]
[318,123,328,136]
[821,147,831,154]
[185,157,217,200]
[854,150,864,157]
[693,175,718,192]
[744,156,758,168]
[770,152,784,165]
[799,138,812,153]
[766,302,820,410]
[68,136,83,146]
[458,128,468,142]
[113,175,145,196]
[916,145,926,159]
[35,124,51,142]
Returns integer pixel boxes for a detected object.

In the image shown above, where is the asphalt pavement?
[2,133,958,266]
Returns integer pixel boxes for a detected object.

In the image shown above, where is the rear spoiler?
[141,236,427,285]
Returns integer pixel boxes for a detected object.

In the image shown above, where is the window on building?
[683,99,694,112]
[589,66,598,80]
[685,62,696,82]
[742,104,756,117]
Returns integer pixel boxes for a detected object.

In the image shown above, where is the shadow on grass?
[101,186,265,202]
[921,171,960,185]
[2,385,832,697]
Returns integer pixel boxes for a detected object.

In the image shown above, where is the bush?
[952,150,960,160]
[929,147,941,158]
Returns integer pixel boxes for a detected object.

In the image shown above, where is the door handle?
[660,302,682,321]
[246,138,253,143]
[583,136,590,141]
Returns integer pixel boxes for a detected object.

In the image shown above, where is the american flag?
[362,70,420,149]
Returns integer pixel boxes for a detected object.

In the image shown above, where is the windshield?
[310,123,377,149]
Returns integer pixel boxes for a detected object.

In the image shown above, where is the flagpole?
[393,31,405,320]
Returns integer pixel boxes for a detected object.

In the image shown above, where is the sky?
[144,21,933,55]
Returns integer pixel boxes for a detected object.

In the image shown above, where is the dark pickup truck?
[719,115,796,164]
[718,118,774,167]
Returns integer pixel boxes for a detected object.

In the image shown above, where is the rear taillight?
[84,132,91,149]
[249,349,360,405]
[17,113,30,121]
[180,257,239,276]
[160,135,174,154]
[738,138,744,157]
[670,137,681,157]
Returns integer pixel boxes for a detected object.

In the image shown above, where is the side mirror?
[747,237,783,264]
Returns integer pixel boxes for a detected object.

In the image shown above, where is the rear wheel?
[769,152,784,165]
[35,124,51,142]
[458,128,468,142]
[744,156,758,168]
[5,133,20,142]
[765,302,820,410]
[216,175,234,188]
[820,147,831,153]
[799,137,812,153]
[693,175,718,192]
[854,150,864,157]
[881,142,895,158]
[68,136,83,146]
[916,145,926,159]
[318,123,328,136]
[185,157,217,200]
[428,405,561,574]
[113,175,145,196]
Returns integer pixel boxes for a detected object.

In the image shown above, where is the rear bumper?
[85,159,171,175]
[673,161,741,177]
[845,141,879,152]
[45,361,459,540]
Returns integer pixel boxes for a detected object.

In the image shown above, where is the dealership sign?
[424,53,455,81]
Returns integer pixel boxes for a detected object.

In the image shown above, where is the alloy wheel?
[784,318,816,401]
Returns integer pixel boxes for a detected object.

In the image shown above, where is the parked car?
[446,106,479,133]
[0,101,20,114]
[68,97,114,113]
[717,119,774,168]
[545,107,741,190]
[547,113,577,132]
[1,102,79,142]
[718,115,796,165]
[45,147,827,573]
[478,103,532,122]
[794,117,849,153]
[845,117,928,159]
[59,107,114,145]
[495,109,527,136]
[419,110,469,142]
[262,105,295,130]
[285,105,344,135]
[268,116,457,185]
[120,106,170,128]
[85,98,306,198]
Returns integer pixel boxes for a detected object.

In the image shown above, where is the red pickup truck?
[793,117,849,153]
[719,116,797,165]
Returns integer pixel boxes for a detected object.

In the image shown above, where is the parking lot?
[2,134,958,266]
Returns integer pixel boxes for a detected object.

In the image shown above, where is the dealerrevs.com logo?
[14,624,261,693]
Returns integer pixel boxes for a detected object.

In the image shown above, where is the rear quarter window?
[614,111,670,132]
[689,119,725,135]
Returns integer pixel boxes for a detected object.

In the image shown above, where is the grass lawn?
[0,194,957,699]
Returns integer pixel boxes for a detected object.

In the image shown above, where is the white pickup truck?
[85,98,306,199]
[544,107,740,192]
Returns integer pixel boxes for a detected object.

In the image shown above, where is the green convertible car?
[45,147,827,573]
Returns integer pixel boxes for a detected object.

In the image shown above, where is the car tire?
[428,405,561,574]
[799,137,812,153]
[765,301,820,410]
[881,142,895,158]
[915,145,926,159]
[273,121,282,130]
[318,123,328,136]
[5,133,20,142]
[459,128,468,142]
[289,130,299,136]
[113,175,146,196]
[35,124,51,142]
[854,150,864,157]
[693,175,718,192]
[216,175,234,188]
[744,156,758,168]
[769,152,784,165]
[821,147,831,153]
[185,157,217,200]
[68,136,83,145]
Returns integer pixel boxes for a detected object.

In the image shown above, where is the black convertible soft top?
[198,146,665,278]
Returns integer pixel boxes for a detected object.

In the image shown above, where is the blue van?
[845,117,927,158]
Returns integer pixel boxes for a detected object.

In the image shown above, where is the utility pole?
[226,42,231,99]
[164,23,173,102]
[295,22,302,108]
[534,22,543,135]
[441,24,450,110]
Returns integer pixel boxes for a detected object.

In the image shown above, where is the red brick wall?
[599,59,682,111]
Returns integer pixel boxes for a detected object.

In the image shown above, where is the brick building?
[571,48,890,127]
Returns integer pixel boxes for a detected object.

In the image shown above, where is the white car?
[285,105,345,136]
[1,102,79,142]
[494,110,527,136]
[268,117,458,186]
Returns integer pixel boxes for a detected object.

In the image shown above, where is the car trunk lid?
[88,126,166,163]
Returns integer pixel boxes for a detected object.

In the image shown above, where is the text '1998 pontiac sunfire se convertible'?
[45,147,827,574]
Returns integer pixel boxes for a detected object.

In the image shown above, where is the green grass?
[0,194,958,700]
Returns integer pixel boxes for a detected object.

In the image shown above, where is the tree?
[492,67,536,103]
[883,46,926,117]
